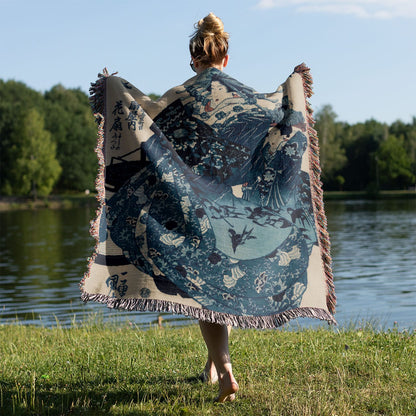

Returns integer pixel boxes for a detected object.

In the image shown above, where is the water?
[324,198,416,330]
[0,199,415,330]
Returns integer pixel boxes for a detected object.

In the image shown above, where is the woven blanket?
[80,64,336,328]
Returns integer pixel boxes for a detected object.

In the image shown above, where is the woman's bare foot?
[215,372,239,403]
[200,357,218,384]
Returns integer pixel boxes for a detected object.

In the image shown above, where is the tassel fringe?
[79,69,112,291]
[80,291,337,329]
[294,63,336,314]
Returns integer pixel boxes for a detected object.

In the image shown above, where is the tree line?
[0,80,97,197]
[0,80,415,197]
[315,105,415,192]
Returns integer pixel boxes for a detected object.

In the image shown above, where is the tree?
[376,135,415,189]
[9,108,61,197]
[314,105,347,188]
[389,118,416,181]
[0,80,45,194]
[341,119,388,191]
[0,103,19,194]
[148,93,161,101]
[0,79,44,108]
[44,85,97,191]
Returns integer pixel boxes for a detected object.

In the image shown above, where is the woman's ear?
[223,55,229,68]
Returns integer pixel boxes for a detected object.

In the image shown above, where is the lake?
[0,198,415,330]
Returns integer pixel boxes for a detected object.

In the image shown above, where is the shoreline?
[0,190,415,212]
[323,189,416,200]
[0,193,98,211]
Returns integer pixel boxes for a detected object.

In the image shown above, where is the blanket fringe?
[294,63,336,314]
[80,69,111,291]
[80,290,337,329]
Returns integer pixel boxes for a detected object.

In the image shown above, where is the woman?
[188,13,239,403]
[82,13,336,404]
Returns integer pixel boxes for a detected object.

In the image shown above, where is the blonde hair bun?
[197,12,228,38]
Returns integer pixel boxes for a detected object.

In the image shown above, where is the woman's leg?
[199,321,239,402]
[201,325,232,384]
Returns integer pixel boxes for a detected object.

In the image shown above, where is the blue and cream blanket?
[80,64,336,328]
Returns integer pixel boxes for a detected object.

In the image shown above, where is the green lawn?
[0,321,415,415]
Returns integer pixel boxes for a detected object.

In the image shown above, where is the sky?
[1,0,415,124]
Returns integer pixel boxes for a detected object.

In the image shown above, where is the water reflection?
[2,208,91,318]
[0,199,415,329]
[324,199,416,329]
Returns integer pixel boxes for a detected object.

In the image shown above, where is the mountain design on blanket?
[80,64,336,328]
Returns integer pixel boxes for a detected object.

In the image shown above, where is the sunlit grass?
[0,319,415,415]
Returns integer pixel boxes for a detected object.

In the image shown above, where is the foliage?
[0,81,97,196]
[314,106,416,191]
[314,105,347,186]
[0,323,414,415]
[44,85,97,191]
[0,80,46,195]
[148,93,161,101]
[376,135,415,189]
[8,108,61,197]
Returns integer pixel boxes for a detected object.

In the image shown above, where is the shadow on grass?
[1,374,209,416]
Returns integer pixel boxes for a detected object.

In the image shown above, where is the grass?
[0,320,415,416]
